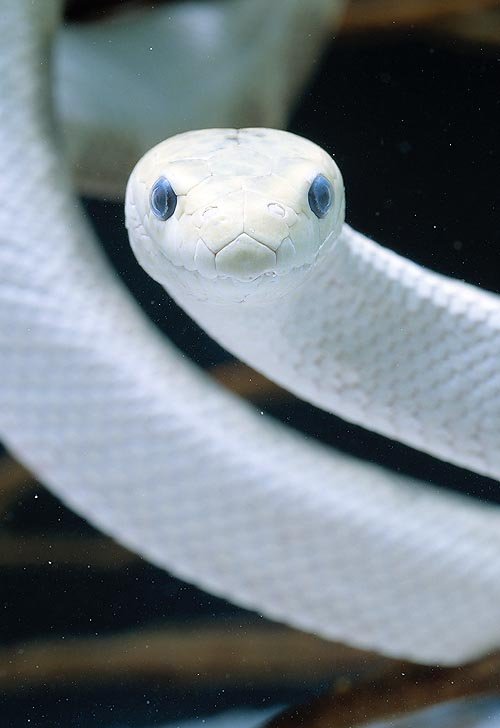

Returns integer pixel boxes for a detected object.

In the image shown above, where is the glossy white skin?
[3,0,500,668]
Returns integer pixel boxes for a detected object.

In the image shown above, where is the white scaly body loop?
[1,1,500,667]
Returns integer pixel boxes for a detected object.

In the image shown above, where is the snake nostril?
[268,203,285,218]
[202,206,219,219]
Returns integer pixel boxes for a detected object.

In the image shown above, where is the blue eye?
[150,177,177,221]
[308,174,333,219]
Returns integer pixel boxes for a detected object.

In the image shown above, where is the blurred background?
[2,1,500,726]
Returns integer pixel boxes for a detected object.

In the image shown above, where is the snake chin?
[128,197,344,306]
[154,246,323,305]
[141,206,343,305]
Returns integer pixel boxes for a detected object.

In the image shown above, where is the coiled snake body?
[2,1,500,666]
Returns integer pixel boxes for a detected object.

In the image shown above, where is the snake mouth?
[160,245,316,281]
[127,212,312,303]
[162,197,345,287]
[178,233,315,284]
[161,250,318,304]
[154,225,341,305]
[131,198,344,304]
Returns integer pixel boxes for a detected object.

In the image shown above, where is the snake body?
[2,1,500,667]
[127,128,500,481]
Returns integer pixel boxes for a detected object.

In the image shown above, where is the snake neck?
[175,223,500,481]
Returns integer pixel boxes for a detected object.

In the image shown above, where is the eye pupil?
[308,174,333,219]
[150,177,177,220]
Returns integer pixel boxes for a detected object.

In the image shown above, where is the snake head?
[125,128,345,304]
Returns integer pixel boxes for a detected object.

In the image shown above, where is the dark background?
[2,14,500,728]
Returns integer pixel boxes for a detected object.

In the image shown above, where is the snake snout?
[195,193,293,281]
[214,233,276,280]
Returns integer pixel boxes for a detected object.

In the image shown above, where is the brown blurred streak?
[0,455,33,491]
[341,0,500,33]
[0,533,137,568]
[210,360,286,402]
[441,8,500,45]
[64,0,500,33]
[265,651,500,728]
[0,625,392,690]
[0,456,34,513]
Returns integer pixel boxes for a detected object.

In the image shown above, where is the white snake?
[2,0,500,668]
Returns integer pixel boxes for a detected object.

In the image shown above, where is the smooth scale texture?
[1,0,500,667]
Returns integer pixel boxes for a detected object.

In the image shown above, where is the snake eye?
[150,177,177,221]
[308,174,333,219]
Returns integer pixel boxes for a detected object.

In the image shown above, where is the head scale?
[125,128,345,304]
